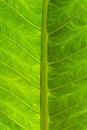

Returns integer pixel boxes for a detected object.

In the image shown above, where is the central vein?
[40,0,49,130]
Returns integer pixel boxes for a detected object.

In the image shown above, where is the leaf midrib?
[40,0,49,130]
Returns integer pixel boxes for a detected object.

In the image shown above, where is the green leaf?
[47,0,87,130]
[1,0,87,130]
[0,0,41,129]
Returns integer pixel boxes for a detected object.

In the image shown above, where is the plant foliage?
[0,0,87,130]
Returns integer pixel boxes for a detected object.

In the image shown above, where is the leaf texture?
[47,0,87,130]
[0,0,42,129]
[1,0,87,130]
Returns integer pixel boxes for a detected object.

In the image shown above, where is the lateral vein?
[0,109,27,130]
[0,87,40,114]
[0,62,39,89]
[49,8,87,35]
[0,32,40,64]
[1,0,41,31]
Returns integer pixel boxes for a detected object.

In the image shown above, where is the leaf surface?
[1,0,87,130]
[47,0,87,129]
[0,0,42,129]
